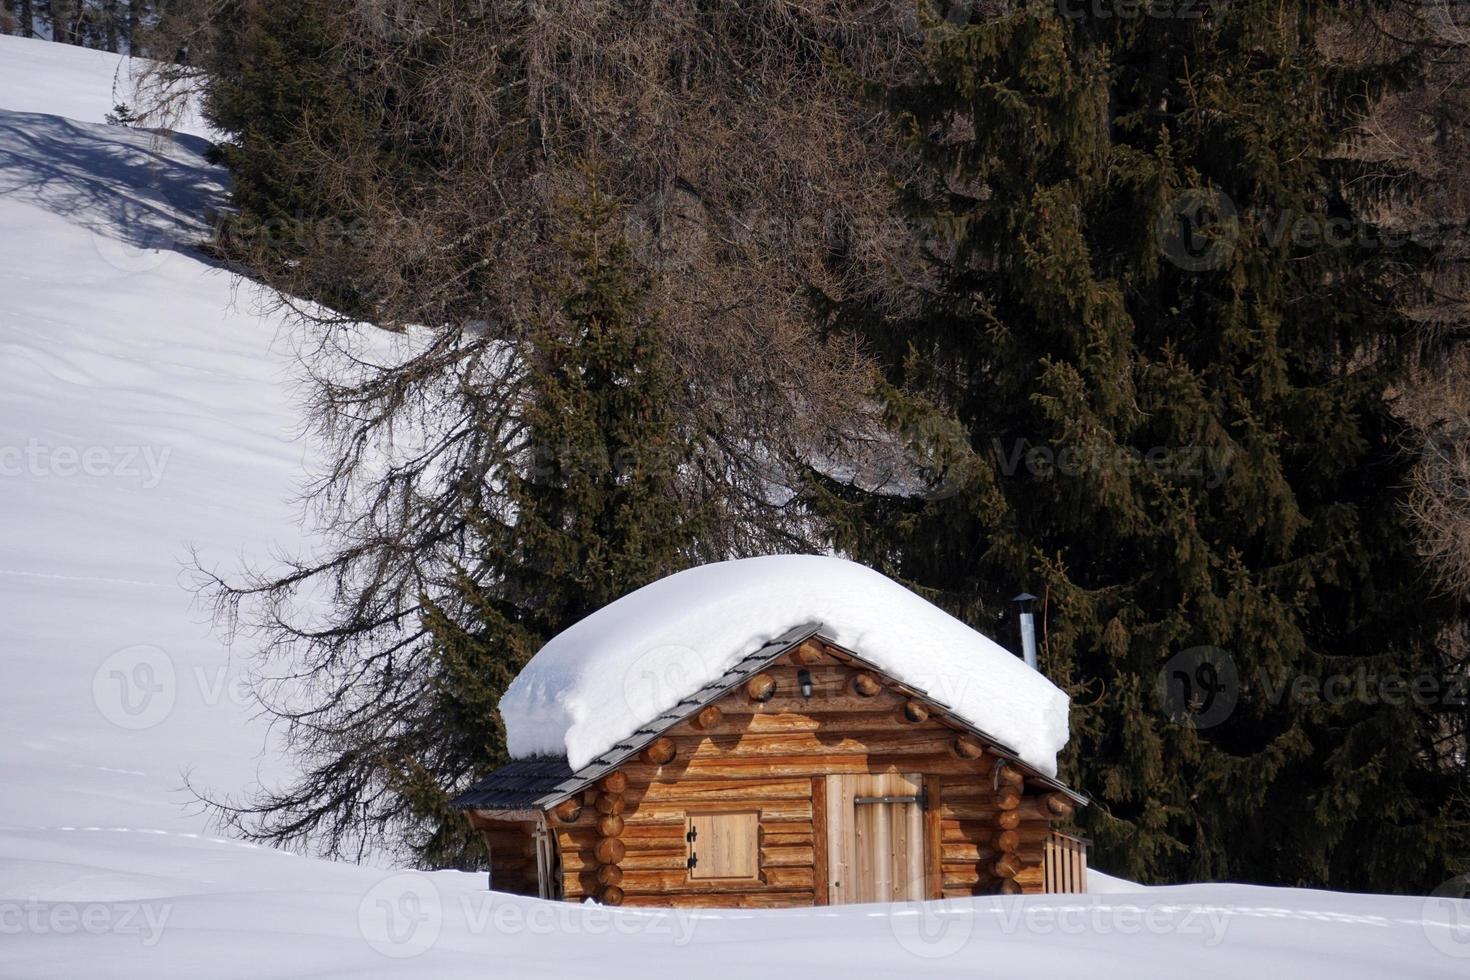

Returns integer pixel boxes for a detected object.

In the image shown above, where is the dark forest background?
[10,0,1469,893]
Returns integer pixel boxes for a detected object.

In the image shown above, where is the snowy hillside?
[1,33,1467,978]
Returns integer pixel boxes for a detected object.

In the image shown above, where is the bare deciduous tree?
[172,0,939,862]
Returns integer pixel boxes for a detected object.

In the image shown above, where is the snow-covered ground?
[1,33,1468,978]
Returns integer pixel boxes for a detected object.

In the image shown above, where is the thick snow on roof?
[500,555,1070,775]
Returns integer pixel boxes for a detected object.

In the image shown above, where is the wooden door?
[826,773,926,904]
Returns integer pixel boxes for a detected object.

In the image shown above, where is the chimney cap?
[1012,592,1037,606]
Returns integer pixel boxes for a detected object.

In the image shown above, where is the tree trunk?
[48,0,72,43]
[103,0,117,52]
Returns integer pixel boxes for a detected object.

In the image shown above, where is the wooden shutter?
[686,811,759,880]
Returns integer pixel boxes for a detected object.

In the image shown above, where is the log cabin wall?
[535,639,1070,908]
[467,813,541,896]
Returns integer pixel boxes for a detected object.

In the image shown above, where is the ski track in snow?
[1,33,1468,979]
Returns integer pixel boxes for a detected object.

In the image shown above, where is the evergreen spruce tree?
[199,0,376,311]
[814,1,1467,890]
[403,176,707,867]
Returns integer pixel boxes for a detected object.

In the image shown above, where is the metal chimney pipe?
[1013,593,1038,670]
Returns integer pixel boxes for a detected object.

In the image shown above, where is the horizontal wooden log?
[595,793,626,816]
[600,885,624,906]
[597,864,623,887]
[694,705,724,731]
[552,799,582,824]
[618,824,688,841]
[622,754,992,782]
[997,810,1021,831]
[599,771,628,794]
[556,850,598,874]
[705,689,907,716]
[713,709,951,735]
[994,788,1021,811]
[603,844,816,873]
[597,814,625,838]
[851,671,882,697]
[942,868,993,889]
[618,891,815,909]
[624,778,813,805]
[993,854,1022,879]
[761,832,813,848]
[942,842,999,863]
[998,879,1022,896]
[994,829,1020,853]
[623,801,814,825]
[939,800,1002,821]
[594,837,626,864]
[761,845,815,868]
[617,867,814,892]
[941,820,997,843]
[671,731,962,760]
[617,850,687,871]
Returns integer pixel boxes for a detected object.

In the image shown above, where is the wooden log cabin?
[452,622,1089,908]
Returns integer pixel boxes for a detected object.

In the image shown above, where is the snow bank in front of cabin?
[499,555,1070,774]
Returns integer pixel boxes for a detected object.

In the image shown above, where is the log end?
[745,673,776,703]
[901,699,929,724]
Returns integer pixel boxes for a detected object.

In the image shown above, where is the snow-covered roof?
[499,555,1071,776]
